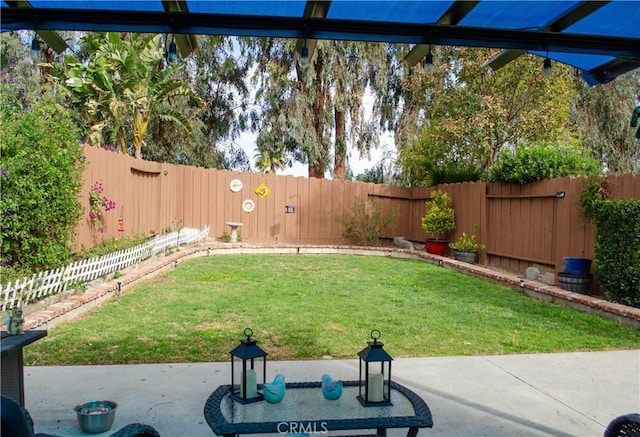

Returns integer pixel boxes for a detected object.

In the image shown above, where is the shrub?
[221,230,242,243]
[421,190,455,238]
[424,162,483,186]
[449,224,484,252]
[334,198,397,246]
[592,199,640,308]
[487,143,602,183]
[0,80,84,271]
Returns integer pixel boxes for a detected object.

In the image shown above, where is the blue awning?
[2,0,639,85]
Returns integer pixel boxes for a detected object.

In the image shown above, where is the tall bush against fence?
[0,78,84,274]
[592,199,640,308]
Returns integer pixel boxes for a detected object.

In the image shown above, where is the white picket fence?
[1,226,210,312]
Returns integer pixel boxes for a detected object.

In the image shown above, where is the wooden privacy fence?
[412,175,640,277]
[77,146,639,281]
[1,226,209,311]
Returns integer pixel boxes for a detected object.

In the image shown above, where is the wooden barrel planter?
[558,273,593,294]
[453,250,477,264]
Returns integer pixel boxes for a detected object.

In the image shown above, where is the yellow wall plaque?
[255,183,270,199]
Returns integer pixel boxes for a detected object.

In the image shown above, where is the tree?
[571,69,640,174]
[254,148,287,174]
[250,39,395,179]
[0,32,28,75]
[1,74,84,272]
[145,36,252,170]
[399,47,578,186]
[50,32,201,158]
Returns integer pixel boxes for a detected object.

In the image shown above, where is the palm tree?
[51,32,201,158]
[254,147,287,173]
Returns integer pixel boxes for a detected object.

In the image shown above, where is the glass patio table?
[204,380,433,437]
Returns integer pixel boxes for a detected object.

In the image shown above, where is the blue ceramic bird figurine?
[321,374,343,400]
[262,374,286,404]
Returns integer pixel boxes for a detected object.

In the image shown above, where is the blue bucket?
[562,257,592,275]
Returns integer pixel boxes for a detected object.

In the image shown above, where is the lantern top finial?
[230,327,268,359]
[358,328,392,362]
[370,329,381,343]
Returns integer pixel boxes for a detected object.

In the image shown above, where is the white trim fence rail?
[1,226,210,312]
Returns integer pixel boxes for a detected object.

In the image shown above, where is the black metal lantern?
[357,329,393,406]
[230,328,268,403]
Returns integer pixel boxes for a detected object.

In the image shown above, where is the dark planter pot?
[425,239,449,256]
[453,250,477,263]
[562,257,592,276]
[558,273,593,294]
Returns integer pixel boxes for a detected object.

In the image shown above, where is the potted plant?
[421,190,456,255]
[449,223,484,263]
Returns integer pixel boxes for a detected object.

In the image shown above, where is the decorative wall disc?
[229,179,243,192]
[242,199,255,213]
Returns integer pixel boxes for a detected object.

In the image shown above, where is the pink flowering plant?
[88,182,116,233]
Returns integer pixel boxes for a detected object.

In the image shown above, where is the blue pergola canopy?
[2,0,639,85]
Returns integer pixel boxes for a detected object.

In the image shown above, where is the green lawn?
[25,254,640,365]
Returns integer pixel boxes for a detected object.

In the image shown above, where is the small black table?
[1,330,47,407]
[204,380,433,437]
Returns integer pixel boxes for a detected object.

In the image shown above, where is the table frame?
[204,380,433,437]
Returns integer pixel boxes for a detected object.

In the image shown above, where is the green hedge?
[593,199,640,308]
[487,143,602,184]
[0,80,84,272]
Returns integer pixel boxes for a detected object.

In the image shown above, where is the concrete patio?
[23,350,639,436]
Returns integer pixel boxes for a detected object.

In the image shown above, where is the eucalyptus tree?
[49,32,201,159]
[398,47,578,186]
[250,38,397,179]
[145,36,252,170]
[0,32,27,74]
[0,32,44,101]
[570,69,640,174]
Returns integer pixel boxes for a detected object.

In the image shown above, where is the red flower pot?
[425,239,449,256]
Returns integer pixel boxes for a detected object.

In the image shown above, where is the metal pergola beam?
[162,0,200,57]
[484,1,611,71]
[585,58,640,85]
[404,0,479,66]
[294,1,332,59]
[5,0,69,53]
[3,8,638,59]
